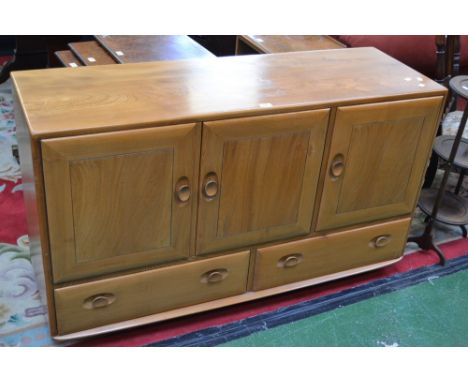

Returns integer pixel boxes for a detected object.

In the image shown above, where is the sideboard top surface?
[12,47,446,139]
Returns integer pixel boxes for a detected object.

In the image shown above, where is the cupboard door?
[316,97,443,231]
[197,109,329,254]
[42,123,200,283]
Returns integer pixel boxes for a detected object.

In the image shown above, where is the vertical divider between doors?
[310,107,337,233]
[189,122,204,260]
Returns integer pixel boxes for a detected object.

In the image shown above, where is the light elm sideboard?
[12,47,447,339]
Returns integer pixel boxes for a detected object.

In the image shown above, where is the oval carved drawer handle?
[372,235,391,248]
[277,253,304,269]
[203,172,219,200]
[175,176,191,203]
[330,154,345,178]
[200,268,228,284]
[83,293,116,310]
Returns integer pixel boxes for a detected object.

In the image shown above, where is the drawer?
[54,251,250,334]
[252,218,410,291]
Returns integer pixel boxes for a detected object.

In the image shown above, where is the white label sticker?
[69,62,78,68]
[259,103,273,108]
[88,57,96,62]
[116,51,125,56]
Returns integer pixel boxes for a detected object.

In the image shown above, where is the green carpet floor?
[219,268,468,347]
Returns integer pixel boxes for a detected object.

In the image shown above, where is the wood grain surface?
[68,41,116,66]
[316,96,443,231]
[237,35,345,54]
[14,91,58,334]
[42,123,200,283]
[95,35,215,63]
[252,218,411,290]
[11,47,446,139]
[54,50,82,67]
[13,45,447,339]
[54,251,250,334]
[53,255,402,340]
[196,109,329,254]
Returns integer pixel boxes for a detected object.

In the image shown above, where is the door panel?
[336,117,421,212]
[42,123,200,282]
[70,150,173,262]
[197,109,329,254]
[316,97,443,231]
[217,130,310,236]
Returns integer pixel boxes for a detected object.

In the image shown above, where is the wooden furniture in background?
[13,47,446,339]
[410,74,468,262]
[423,36,462,188]
[55,50,82,68]
[55,35,215,68]
[95,35,215,63]
[68,41,116,66]
[235,35,345,55]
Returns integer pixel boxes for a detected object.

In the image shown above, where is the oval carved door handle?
[200,268,228,284]
[330,154,345,178]
[202,172,219,200]
[83,293,116,310]
[372,235,391,248]
[277,254,303,269]
[175,177,191,203]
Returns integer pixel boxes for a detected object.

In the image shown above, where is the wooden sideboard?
[12,47,447,340]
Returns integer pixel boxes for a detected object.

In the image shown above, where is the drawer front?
[252,218,410,291]
[55,251,250,334]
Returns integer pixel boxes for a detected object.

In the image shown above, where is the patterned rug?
[0,77,466,346]
[0,80,51,346]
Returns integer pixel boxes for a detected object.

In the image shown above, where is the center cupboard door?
[316,97,443,231]
[42,123,200,283]
[196,109,330,255]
